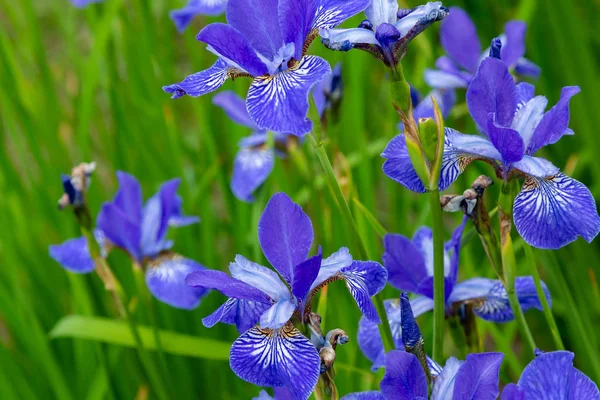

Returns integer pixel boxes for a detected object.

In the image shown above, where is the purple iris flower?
[49,172,208,310]
[502,350,600,400]
[163,0,369,136]
[70,0,102,7]
[424,7,540,90]
[214,66,341,202]
[358,219,550,371]
[441,51,600,249]
[170,0,228,33]
[186,193,387,400]
[320,1,448,67]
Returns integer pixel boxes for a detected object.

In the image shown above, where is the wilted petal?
[501,21,527,67]
[197,23,268,76]
[163,59,231,99]
[380,351,428,399]
[528,86,580,154]
[486,113,525,165]
[185,269,270,303]
[145,255,208,310]
[49,236,95,274]
[383,233,428,292]
[341,261,388,322]
[453,353,503,400]
[516,351,600,399]
[231,147,275,202]
[310,247,353,292]
[514,173,600,249]
[230,325,320,400]
[440,7,481,73]
[203,298,269,333]
[467,57,518,130]
[247,55,331,135]
[258,193,314,285]
[213,90,258,129]
[431,357,463,400]
[381,134,427,193]
[229,255,290,302]
[169,0,228,33]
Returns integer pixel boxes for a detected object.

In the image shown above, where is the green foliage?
[1,0,599,398]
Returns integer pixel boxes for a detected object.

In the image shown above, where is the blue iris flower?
[70,0,102,7]
[345,294,505,400]
[502,350,600,399]
[164,0,369,136]
[358,218,550,371]
[320,0,448,67]
[49,172,207,310]
[425,7,540,90]
[214,65,342,202]
[186,192,387,400]
[169,0,228,33]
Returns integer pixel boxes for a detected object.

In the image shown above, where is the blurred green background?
[1,0,599,398]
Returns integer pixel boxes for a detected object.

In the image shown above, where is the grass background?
[1,0,599,398]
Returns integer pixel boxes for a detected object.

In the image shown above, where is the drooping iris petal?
[381,134,427,193]
[258,192,314,284]
[71,0,102,8]
[365,0,399,27]
[185,269,270,303]
[203,297,269,332]
[197,23,268,76]
[341,261,388,322]
[213,90,258,129]
[145,255,208,309]
[452,353,503,400]
[312,0,374,30]
[260,299,296,329]
[412,89,457,121]
[247,55,331,135]
[501,21,527,67]
[341,392,385,400]
[383,233,428,292]
[231,147,275,202]
[292,248,322,305]
[528,86,581,154]
[140,179,180,258]
[168,195,200,227]
[357,316,386,372]
[163,59,231,99]
[49,236,95,273]
[511,96,548,147]
[380,351,428,400]
[430,357,463,400]
[514,58,541,79]
[467,57,517,130]
[448,278,496,304]
[485,113,525,165]
[230,325,320,400]
[227,0,283,63]
[514,173,600,249]
[409,295,435,317]
[319,28,379,51]
[113,172,143,223]
[440,7,481,73]
[515,351,600,399]
[446,216,467,285]
[170,0,228,33]
[310,247,353,292]
[97,202,141,260]
[501,384,526,400]
[229,255,291,302]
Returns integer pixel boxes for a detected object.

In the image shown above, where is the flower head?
[358,218,550,370]
[425,7,540,89]
[186,192,387,399]
[321,1,448,67]
[164,0,369,135]
[50,171,207,309]
[70,0,102,7]
[170,0,228,33]
[502,350,600,400]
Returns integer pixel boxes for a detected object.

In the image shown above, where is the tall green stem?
[523,244,564,349]
[498,183,536,356]
[428,189,445,363]
[306,104,394,353]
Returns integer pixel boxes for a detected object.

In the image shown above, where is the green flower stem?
[523,244,564,350]
[498,183,536,356]
[428,189,446,363]
[306,102,394,353]
[81,227,171,400]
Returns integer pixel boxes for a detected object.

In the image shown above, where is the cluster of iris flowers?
[58,0,600,399]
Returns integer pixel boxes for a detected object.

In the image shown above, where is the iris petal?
[230,325,320,400]
[380,351,428,399]
[452,353,503,400]
[501,21,527,67]
[383,233,428,292]
[169,0,228,33]
[229,254,291,302]
[341,392,385,400]
[163,59,231,99]
[259,299,296,329]
[231,147,275,202]
[440,7,481,73]
[291,249,322,305]
[213,90,258,129]
[381,134,427,193]
[186,269,270,303]
[203,298,269,333]
[514,173,600,249]
[341,261,388,322]
[310,247,353,292]
[49,236,95,274]
[430,357,463,400]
